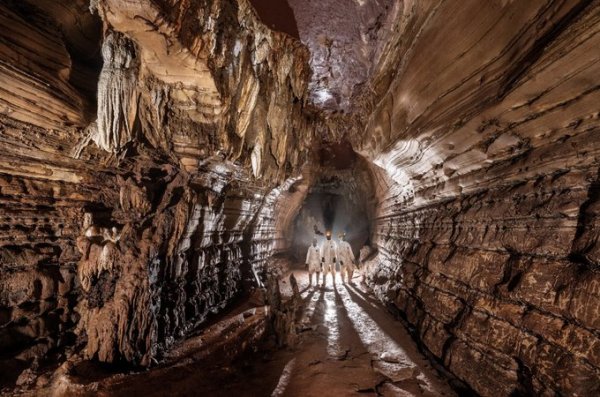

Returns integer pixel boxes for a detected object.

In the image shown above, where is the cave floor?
[263,270,457,397]
[46,270,456,397]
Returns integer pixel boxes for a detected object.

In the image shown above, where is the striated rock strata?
[361,1,600,396]
[1,0,600,395]
[0,0,321,372]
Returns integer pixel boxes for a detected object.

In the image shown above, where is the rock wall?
[3,0,600,394]
[0,0,319,370]
[362,1,600,396]
[287,0,397,110]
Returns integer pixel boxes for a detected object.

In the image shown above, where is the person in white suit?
[337,233,356,283]
[305,238,321,286]
[320,230,338,285]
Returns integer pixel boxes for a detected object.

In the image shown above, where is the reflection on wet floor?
[271,358,297,397]
[342,283,441,394]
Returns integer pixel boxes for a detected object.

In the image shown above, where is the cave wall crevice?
[1,0,600,395]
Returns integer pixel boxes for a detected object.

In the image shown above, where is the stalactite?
[93,31,139,152]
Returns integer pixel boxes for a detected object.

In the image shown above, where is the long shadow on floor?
[331,286,372,360]
[309,286,325,320]
[342,283,440,370]
[273,283,382,397]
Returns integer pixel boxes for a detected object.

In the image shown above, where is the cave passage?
[1,0,600,396]
[288,151,373,263]
[68,273,455,397]
[290,189,370,260]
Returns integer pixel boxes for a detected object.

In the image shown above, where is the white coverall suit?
[337,240,356,283]
[320,239,338,285]
[305,244,321,284]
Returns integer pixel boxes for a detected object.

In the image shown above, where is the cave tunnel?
[288,141,374,262]
[1,0,600,396]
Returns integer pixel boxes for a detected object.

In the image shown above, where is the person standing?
[320,230,337,286]
[337,233,356,283]
[305,238,321,286]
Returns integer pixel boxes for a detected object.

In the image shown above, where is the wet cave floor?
[53,269,457,397]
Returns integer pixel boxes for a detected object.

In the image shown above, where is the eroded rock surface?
[360,1,600,396]
[288,0,397,111]
[0,0,321,376]
[1,0,600,396]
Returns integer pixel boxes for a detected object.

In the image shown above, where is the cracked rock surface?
[358,1,600,395]
[288,0,396,111]
[0,0,320,376]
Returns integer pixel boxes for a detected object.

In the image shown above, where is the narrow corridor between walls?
[60,268,458,397]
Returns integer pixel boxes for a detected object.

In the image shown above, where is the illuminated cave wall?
[359,1,600,395]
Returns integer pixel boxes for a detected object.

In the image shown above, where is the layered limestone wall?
[362,1,600,395]
[2,0,600,395]
[0,0,320,370]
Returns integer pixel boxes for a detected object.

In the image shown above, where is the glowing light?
[315,89,333,104]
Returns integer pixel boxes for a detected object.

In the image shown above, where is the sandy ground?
[51,269,456,397]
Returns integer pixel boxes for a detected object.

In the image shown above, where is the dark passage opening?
[288,141,376,261]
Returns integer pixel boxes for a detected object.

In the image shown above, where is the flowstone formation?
[0,0,322,375]
[0,0,599,396]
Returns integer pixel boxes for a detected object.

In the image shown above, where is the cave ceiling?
[287,0,396,112]
[249,0,397,112]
